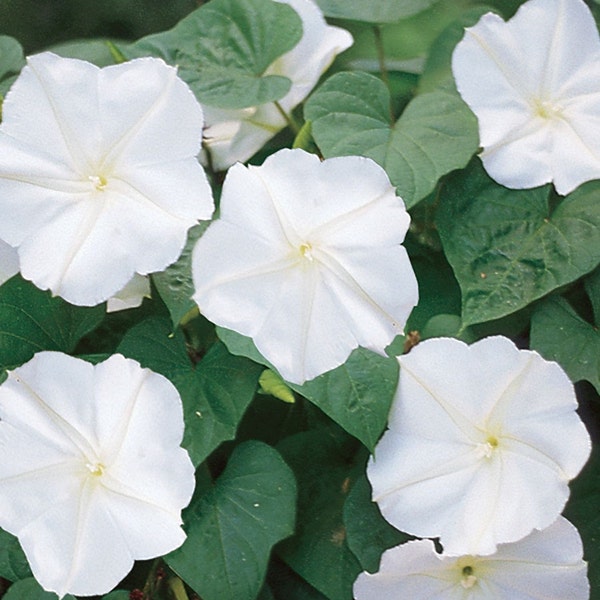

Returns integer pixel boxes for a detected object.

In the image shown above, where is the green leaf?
[129,0,302,109]
[101,592,130,600]
[0,275,105,373]
[217,327,398,451]
[343,474,408,573]
[0,529,30,582]
[436,160,600,326]
[585,267,600,324]
[277,428,362,600]
[290,349,398,452]
[0,36,24,82]
[564,445,600,595]
[167,441,297,600]
[530,297,600,394]
[305,71,478,208]
[3,578,75,600]
[417,6,495,94]
[118,317,262,466]
[46,39,117,67]
[153,222,209,328]
[314,0,442,23]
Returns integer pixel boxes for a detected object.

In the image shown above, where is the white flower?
[192,148,418,385]
[353,517,590,600]
[0,52,214,306]
[0,352,195,598]
[452,0,600,195]
[106,274,151,313]
[202,0,353,171]
[0,240,19,286]
[367,336,591,556]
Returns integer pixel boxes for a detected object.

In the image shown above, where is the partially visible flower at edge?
[0,352,195,598]
[0,51,214,306]
[452,0,600,195]
[192,148,418,385]
[353,517,589,600]
[0,240,19,287]
[368,335,591,556]
[202,0,353,171]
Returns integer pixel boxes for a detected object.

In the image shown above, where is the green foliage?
[0,276,105,373]
[217,327,398,451]
[565,445,600,593]
[531,296,600,394]
[343,474,408,573]
[277,428,363,600]
[0,36,24,82]
[3,578,74,600]
[0,529,30,582]
[118,317,262,466]
[314,0,442,23]
[129,0,303,109]
[436,160,600,326]
[153,223,209,327]
[305,71,478,208]
[166,441,297,600]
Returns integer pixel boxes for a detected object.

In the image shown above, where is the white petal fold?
[452,0,600,194]
[192,148,418,384]
[0,52,214,306]
[367,336,591,556]
[0,352,195,598]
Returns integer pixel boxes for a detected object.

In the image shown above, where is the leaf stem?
[373,25,395,123]
[274,101,301,135]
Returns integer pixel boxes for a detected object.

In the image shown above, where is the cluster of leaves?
[0,0,598,598]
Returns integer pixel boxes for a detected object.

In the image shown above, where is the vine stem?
[274,101,301,135]
[373,25,395,123]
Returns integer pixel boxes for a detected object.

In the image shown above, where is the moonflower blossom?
[202,0,353,171]
[368,336,591,556]
[0,52,214,306]
[0,240,19,286]
[192,148,418,385]
[0,352,195,597]
[452,0,600,195]
[353,517,590,599]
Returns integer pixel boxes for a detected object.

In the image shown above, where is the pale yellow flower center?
[475,434,499,460]
[460,565,478,589]
[88,174,108,191]
[299,242,314,262]
[532,97,563,120]
[85,461,105,477]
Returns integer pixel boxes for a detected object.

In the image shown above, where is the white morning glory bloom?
[0,240,19,286]
[0,352,195,598]
[192,148,418,385]
[368,336,591,556]
[353,517,590,600]
[202,0,353,171]
[0,52,214,306]
[452,0,600,195]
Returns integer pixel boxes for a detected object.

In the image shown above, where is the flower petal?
[0,52,213,306]
[192,148,417,384]
[369,336,591,555]
[0,352,195,597]
[106,273,151,313]
[452,0,600,194]
[353,517,589,600]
